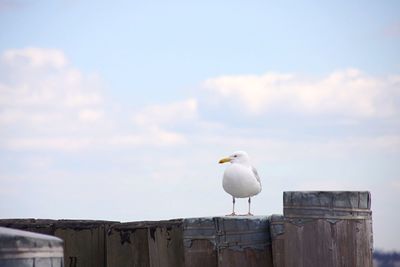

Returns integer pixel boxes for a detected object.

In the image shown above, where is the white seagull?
[219,151,262,216]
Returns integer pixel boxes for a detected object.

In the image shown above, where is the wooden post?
[107,217,273,267]
[275,191,373,267]
[269,215,285,267]
[106,220,185,267]
[215,217,273,267]
[183,217,273,267]
[147,220,185,267]
[55,220,115,267]
[183,218,217,267]
[106,222,151,267]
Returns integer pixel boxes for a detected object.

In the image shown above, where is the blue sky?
[0,0,399,250]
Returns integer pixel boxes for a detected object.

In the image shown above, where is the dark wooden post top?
[283,191,371,220]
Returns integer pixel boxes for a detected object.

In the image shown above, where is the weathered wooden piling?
[107,219,184,267]
[0,191,374,266]
[148,220,184,267]
[0,226,64,267]
[269,214,285,267]
[106,221,151,267]
[107,217,273,267]
[55,220,115,267]
[183,217,273,267]
[270,191,373,267]
[182,218,216,266]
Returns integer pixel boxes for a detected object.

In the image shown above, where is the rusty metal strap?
[284,205,371,213]
[284,214,371,220]
[184,226,215,230]
[183,235,216,240]
[216,228,269,236]
[270,221,284,225]
[218,239,271,249]
[284,205,372,220]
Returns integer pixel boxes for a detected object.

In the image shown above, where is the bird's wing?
[252,166,261,187]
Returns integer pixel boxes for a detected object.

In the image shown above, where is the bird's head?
[219,151,250,165]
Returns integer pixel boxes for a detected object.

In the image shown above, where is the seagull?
[219,151,262,216]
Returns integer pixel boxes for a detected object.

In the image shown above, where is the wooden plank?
[148,220,184,267]
[183,218,217,267]
[106,223,150,267]
[184,239,217,267]
[54,220,112,267]
[269,215,285,267]
[281,191,373,267]
[216,217,273,267]
[183,217,273,267]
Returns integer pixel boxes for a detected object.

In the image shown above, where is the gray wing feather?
[252,166,262,188]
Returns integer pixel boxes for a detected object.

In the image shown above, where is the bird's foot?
[238,213,254,216]
[225,212,237,216]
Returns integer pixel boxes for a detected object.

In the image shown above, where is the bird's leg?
[226,197,236,216]
[233,197,236,215]
[247,197,253,216]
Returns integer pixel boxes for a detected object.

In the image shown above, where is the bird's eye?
[233,155,237,158]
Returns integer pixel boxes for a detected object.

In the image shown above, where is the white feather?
[221,151,262,198]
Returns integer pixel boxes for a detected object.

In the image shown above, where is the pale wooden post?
[273,191,373,267]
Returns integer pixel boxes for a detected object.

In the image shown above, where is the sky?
[0,0,399,251]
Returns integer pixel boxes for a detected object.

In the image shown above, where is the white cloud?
[204,69,400,117]
[108,128,187,147]
[0,47,194,150]
[78,109,104,122]
[132,98,198,126]
[2,47,68,69]
[0,47,104,135]
[123,98,198,147]
[3,130,187,151]
[3,137,94,151]
[196,133,400,164]
[2,47,67,68]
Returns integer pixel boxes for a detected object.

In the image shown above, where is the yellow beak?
[219,157,231,164]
